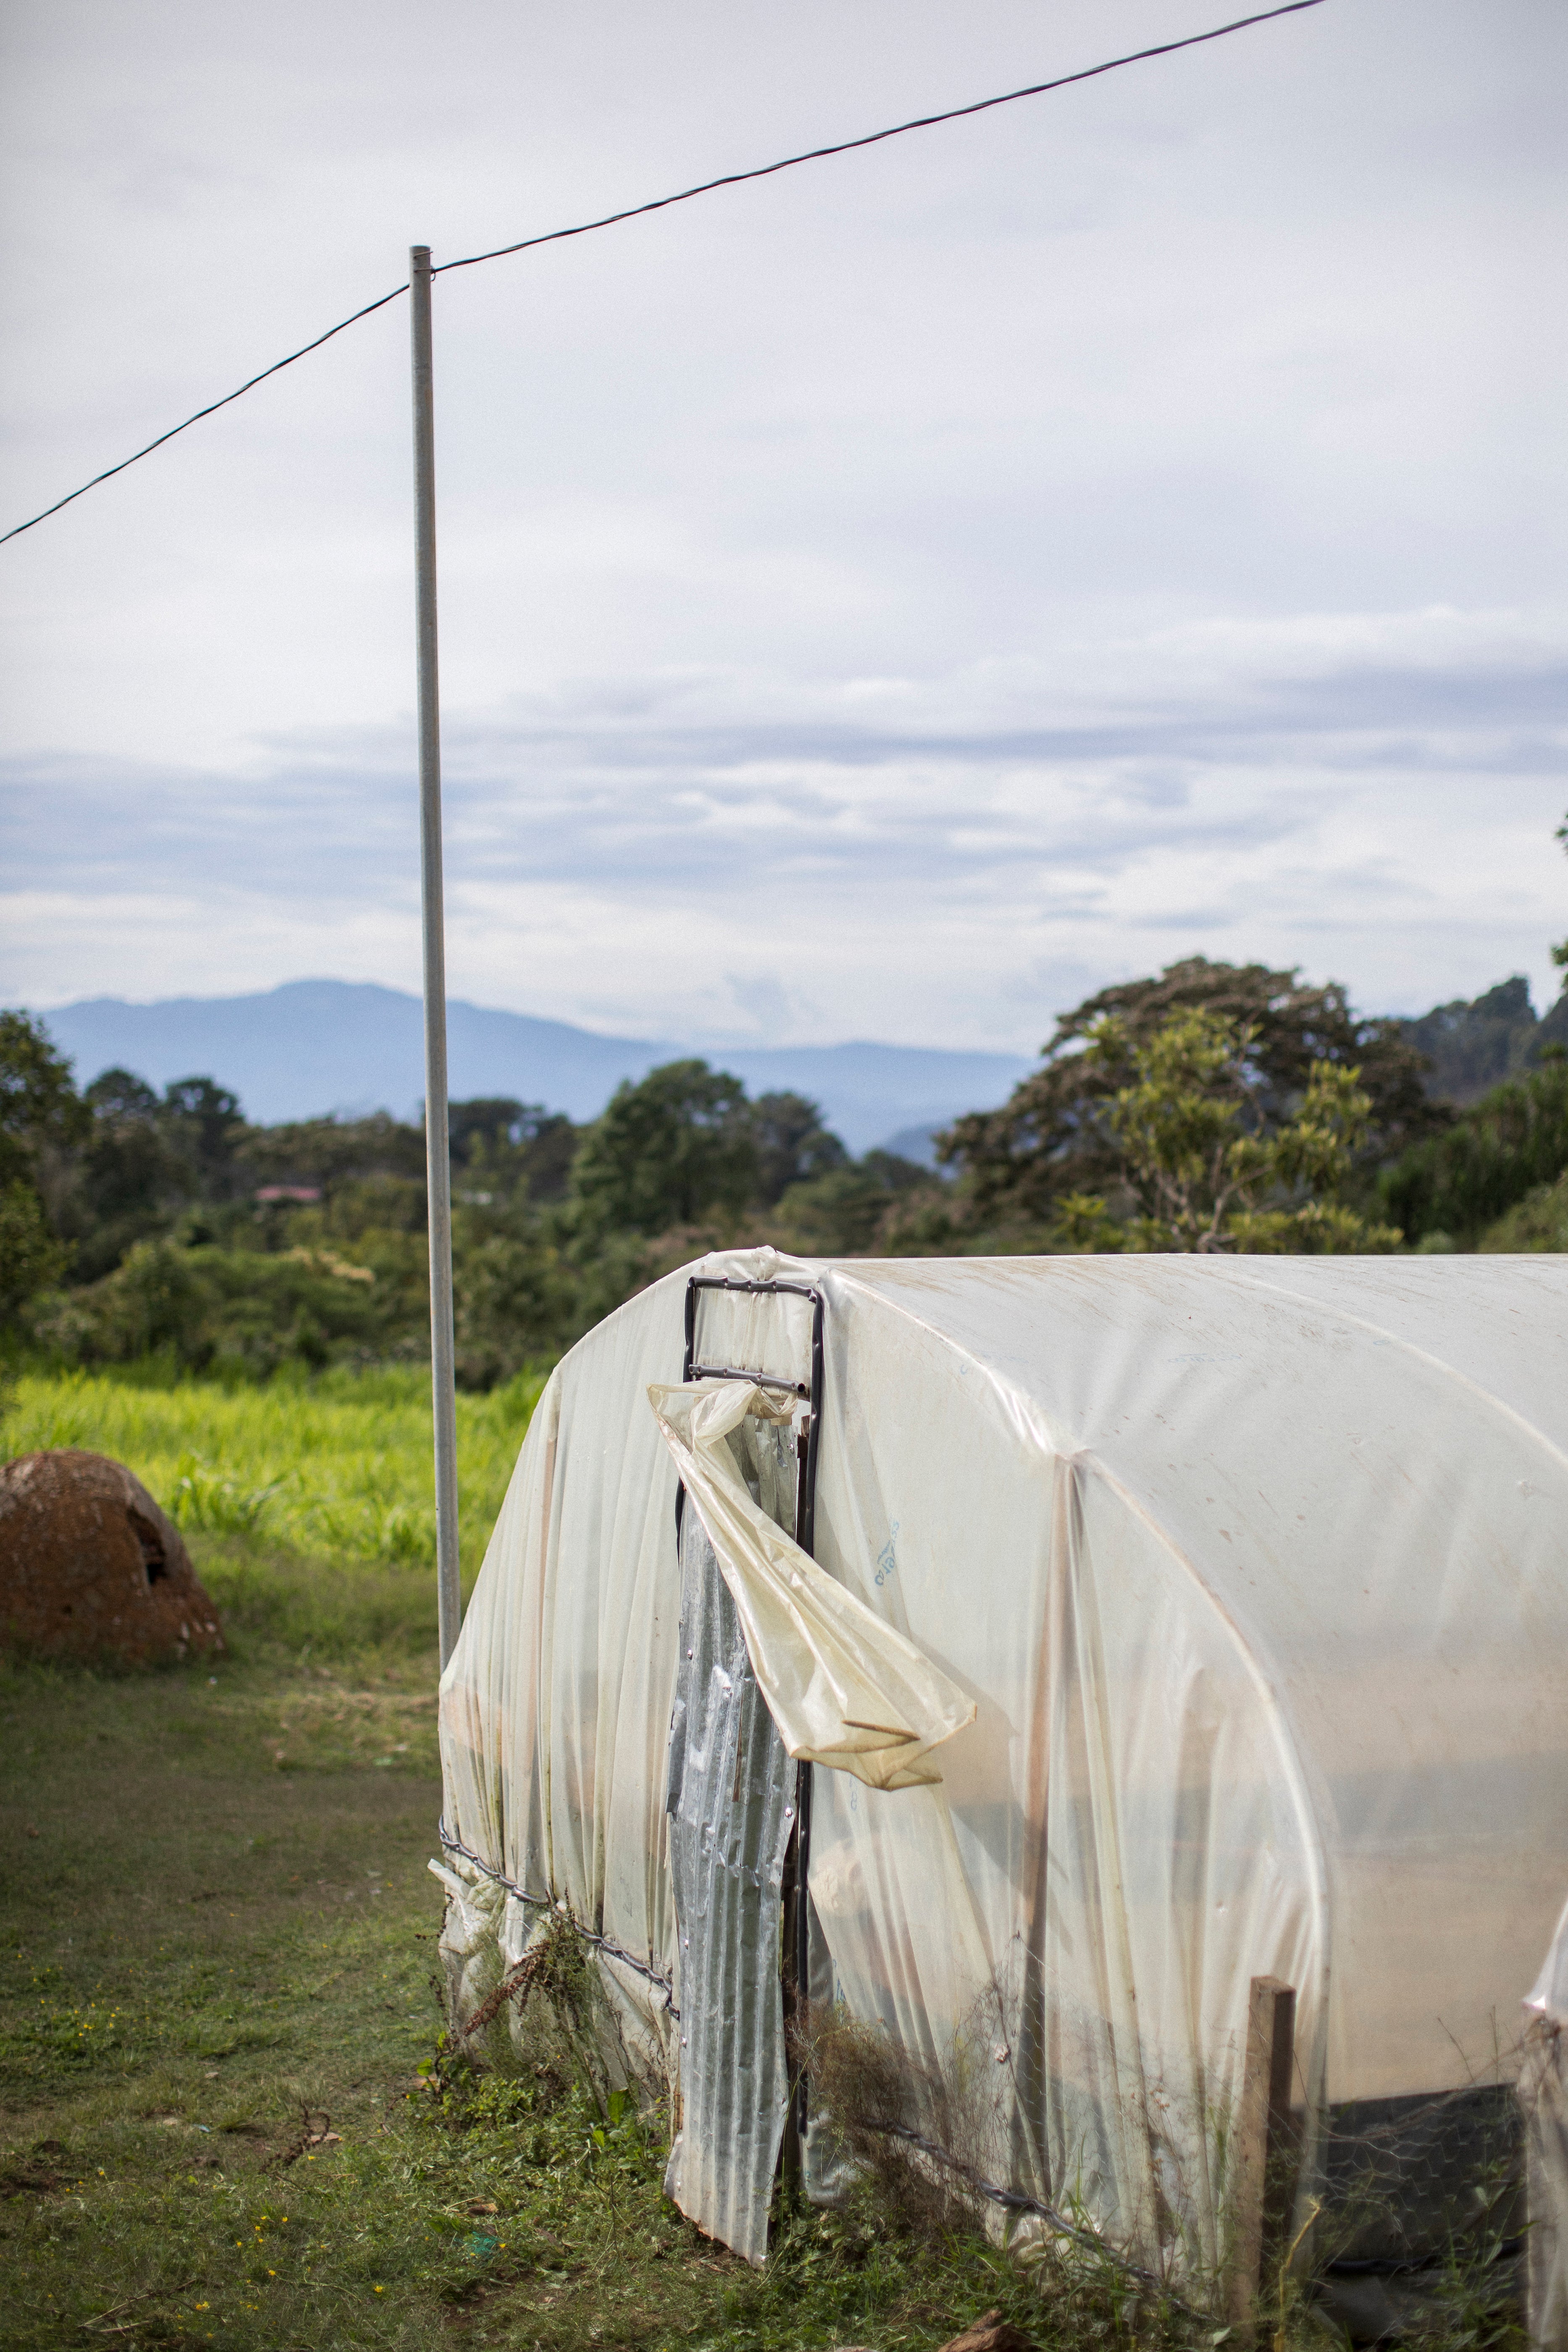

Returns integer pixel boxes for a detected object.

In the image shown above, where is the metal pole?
[410,242,462,1671]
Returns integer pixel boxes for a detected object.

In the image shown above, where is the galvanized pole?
[409,243,462,1671]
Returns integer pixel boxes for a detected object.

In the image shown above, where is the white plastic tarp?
[436,1247,1568,2280]
[1530,1900,1568,2034]
[647,1378,974,1790]
[1524,1898,1568,2350]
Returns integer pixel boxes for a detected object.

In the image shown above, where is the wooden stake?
[1228,1974,1297,2338]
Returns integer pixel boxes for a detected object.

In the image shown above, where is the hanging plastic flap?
[1528,1893,1568,2029]
[647,1379,975,1790]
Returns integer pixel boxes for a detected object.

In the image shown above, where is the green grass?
[0,1546,1101,2352]
[0,1648,450,2349]
[2,1363,544,1583]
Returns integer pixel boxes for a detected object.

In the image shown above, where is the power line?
[1,0,1327,550]
[436,0,1327,277]
[0,285,410,547]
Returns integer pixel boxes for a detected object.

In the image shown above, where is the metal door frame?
[678,1273,825,2153]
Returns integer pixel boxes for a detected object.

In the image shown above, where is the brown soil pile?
[0,1449,225,1665]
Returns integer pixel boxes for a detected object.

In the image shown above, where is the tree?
[941,956,1441,1227]
[56,1068,247,1281]
[447,1097,529,1160]
[1050,1009,1402,1254]
[448,1098,578,1204]
[1381,1050,1568,1245]
[748,1092,848,1207]
[772,1148,935,1255]
[85,1068,161,1125]
[0,1011,87,1323]
[76,1069,179,1243]
[0,1183,69,1323]
[161,1076,246,1197]
[0,1009,88,1190]
[571,1060,758,1237]
[239,1110,426,1195]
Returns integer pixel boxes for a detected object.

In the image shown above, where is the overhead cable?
[0,286,410,546]
[0,0,1327,549]
[436,0,1327,276]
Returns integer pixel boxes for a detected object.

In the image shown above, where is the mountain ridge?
[38,979,1032,1157]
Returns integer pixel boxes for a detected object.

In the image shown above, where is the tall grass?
[1,1361,547,1580]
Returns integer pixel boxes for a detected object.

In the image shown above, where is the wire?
[1,0,1328,549]
[864,2118,1219,2323]
[438,1821,679,2011]
[437,0,1327,276]
[0,284,409,547]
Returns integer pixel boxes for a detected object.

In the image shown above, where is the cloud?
[5,606,1564,1045]
[3,0,1565,1047]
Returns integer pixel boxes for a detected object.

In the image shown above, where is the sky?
[1,0,1565,1057]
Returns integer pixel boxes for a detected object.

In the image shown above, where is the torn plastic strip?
[437,1820,679,2014]
[649,1379,976,1789]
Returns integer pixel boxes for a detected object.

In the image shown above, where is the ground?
[0,1515,1088,2352]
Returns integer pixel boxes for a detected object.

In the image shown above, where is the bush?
[27,1239,395,1378]
[453,1229,578,1388]
[1381,1055,1568,1242]
[1478,1168,1568,1252]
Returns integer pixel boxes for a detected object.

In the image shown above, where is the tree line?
[3,877,1565,1391]
[0,1042,938,1386]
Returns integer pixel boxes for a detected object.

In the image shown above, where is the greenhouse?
[1526,1896,1568,2348]
[433,1247,1568,2327]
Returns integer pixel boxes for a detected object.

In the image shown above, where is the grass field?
[0,1367,1149,2352]
[2,1363,545,1588]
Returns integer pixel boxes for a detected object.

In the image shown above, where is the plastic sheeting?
[1531,1899,1568,2032]
[1524,1898,1568,2349]
[649,1379,974,1790]
[437,1247,1568,2281]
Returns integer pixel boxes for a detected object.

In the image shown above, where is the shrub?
[1382,1055,1568,1242]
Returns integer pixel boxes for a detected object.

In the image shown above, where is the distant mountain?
[877,1124,948,1171]
[39,980,1032,1156]
[1395,976,1568,1107]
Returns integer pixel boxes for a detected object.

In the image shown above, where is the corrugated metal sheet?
[664,1487,795,2264]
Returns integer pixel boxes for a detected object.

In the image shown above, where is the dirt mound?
[0,1449,224,1665]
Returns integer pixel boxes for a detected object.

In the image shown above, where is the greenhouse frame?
[433,1248,1568,2333]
